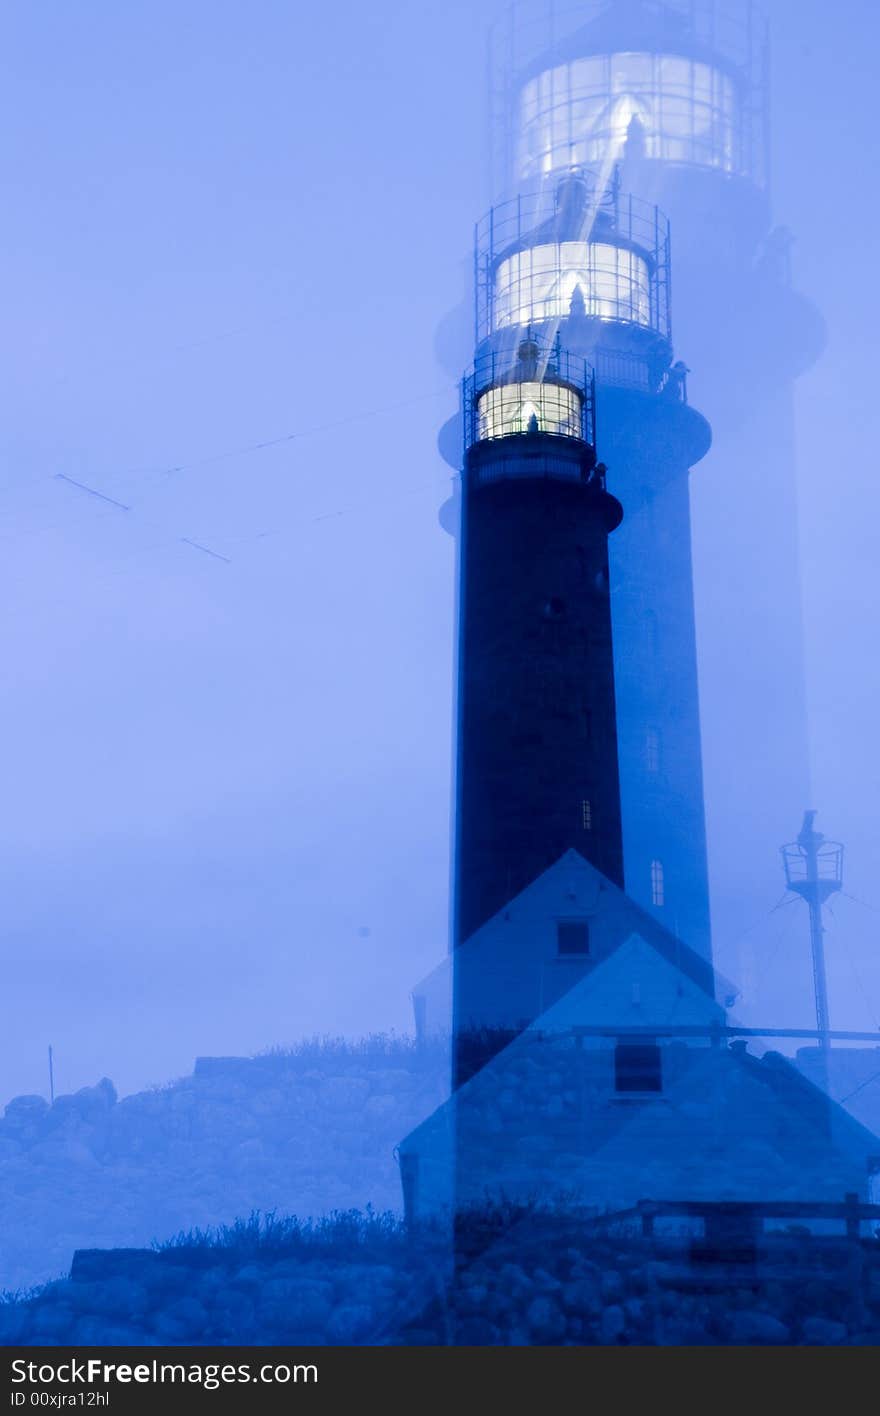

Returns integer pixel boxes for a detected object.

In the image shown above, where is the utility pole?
[781,811,844,1091]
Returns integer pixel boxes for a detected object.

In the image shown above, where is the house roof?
[530,930,726,1033]
[414,850,736,1006]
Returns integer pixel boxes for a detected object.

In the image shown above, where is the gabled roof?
[415,850,735,1005]
[531,930,725,1033]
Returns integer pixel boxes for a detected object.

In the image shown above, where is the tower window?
[557,920,590,956]
[615,1042,662,1093]
[646,728,661,774]
[650,859,665,907]
[581,798,592,831]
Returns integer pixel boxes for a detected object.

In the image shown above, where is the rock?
[0,1305,27,1344]
[562,1277,601,1314]
[72,1277,150,1319]
[211,1290,256,1340]
[624,1298,646,1324]
[600,1304,626,1344]
[52,1080,117,1125]
[727,1310,790,1345]
[73,1317,149,1345]
[326,1303,376,1343]
[29,1304,76,1341]
[362,1095,399,1121]
[600,1270,624,1302]
[456,1315,498,1344]
[262,1278,333,1330]
[801,1316,848,1346]
[233,1264,267,1286]
[3,1095,49,1127]
[526,1296,567,1343]
[532,1267,562,1294]
[318,1077,372,1111]
[455,1283,489,1314]
[498,1262,531,1295]
[657,1318,713,1346]
[151,1296,209,1344]
[507,1325,532,1346]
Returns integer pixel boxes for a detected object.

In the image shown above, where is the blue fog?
[0,0,878,1113]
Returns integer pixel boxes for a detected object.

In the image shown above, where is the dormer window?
[557,920,590,956]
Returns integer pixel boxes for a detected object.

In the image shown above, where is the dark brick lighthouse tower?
[442,166,714,970]
[454,337,624,947]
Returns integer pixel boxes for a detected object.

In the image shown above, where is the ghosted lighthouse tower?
[491,0,825,963]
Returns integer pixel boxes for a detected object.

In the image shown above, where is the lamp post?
[781,811,844,1089]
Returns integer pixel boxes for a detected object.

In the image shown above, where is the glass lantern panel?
[493,240,651,329]
[516,52,740,179]
[476,380,583,440]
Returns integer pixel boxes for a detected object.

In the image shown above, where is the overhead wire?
[3,381,459,572]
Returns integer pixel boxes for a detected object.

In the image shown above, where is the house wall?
[402,1035,874,1220]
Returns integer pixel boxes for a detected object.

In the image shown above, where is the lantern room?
[464,336,596,453]
[517,52,741,180]
[490,0,767,194]
[475,171,670,348]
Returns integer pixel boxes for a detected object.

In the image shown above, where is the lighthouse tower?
[455,336,624,950]
[448,165,714,964]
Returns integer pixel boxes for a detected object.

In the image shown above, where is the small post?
[48,1045,55,1105]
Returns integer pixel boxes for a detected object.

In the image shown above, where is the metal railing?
[475,177,672,346]
[462,342,596,451]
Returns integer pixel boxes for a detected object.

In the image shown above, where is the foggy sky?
[1,0,878,1103]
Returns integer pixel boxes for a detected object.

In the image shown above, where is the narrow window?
[646,728,661,774]
[557,920,590,956]
[581,798,592,831]
[615,1042,662,1093]
[650,858,665,907]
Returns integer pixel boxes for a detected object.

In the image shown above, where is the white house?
[412,849,736,1042]
[400,872,880,1220]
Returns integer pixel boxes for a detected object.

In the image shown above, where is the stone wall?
[1,1210,878,1346]
[0,1039,448,1294]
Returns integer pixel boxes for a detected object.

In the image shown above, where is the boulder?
[727,1310,790,1345]
[3,1095,49,1128]
[526,1295,566,1343]
[801,1316,848,1346]
[318,1077,372,1112]
[326,1303,376,1343]
[600,1304,626,1344]
[53,1080,117,1124]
